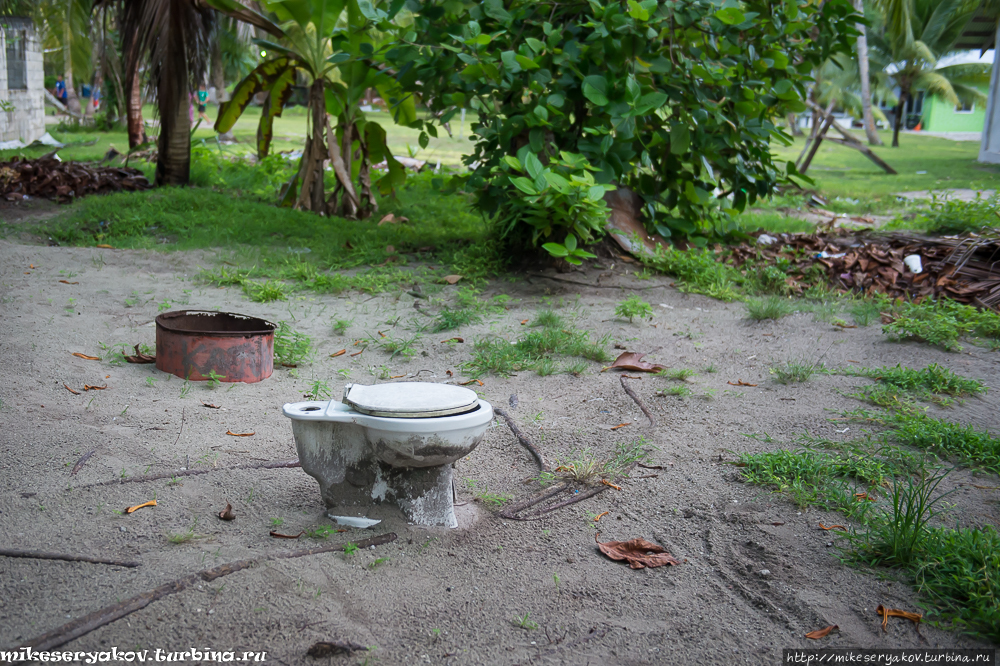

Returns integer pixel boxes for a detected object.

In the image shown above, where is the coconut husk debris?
[0,152,151,203]
[729,229,1000,310]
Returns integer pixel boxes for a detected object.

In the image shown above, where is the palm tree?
[853,0,882,145]
[212,0,414,218]
[872,0,990,146]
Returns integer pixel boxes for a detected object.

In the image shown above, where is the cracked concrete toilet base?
[283,383,493,529]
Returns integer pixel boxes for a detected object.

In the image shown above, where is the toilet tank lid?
[342,382,480,418]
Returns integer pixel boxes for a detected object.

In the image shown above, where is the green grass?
[745,295,794,321]
[882,299,1000,352]
[433,307,481,333]
[884,192,1000,235]
[657,385,695,397]
[642,246,743,301]
[883,412,1000,475]
[657,367,696,381]
[615,295,653,322]
[371,333,421,360]
[465,327,610,377]
[844,363,986,410]
[771,360,823,384]
[273,322,313,367]
[531,309,565,329]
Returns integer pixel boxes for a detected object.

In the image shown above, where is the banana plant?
[209,0,415,219]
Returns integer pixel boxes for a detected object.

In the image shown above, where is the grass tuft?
[745,296,794,321]
[771,360,823,384]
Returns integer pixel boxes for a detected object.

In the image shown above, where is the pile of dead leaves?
[729,230,1000,310]
[0,152,151,203]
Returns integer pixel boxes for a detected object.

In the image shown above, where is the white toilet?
[283,382,493,528]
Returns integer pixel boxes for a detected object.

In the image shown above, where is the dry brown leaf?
[124,344,155,364]
[59,279,79,285]
[226,430,255,437]
[819,523,847,532]
[83,384,107,391]
[442,275,463,285]
[610,423,631,431]
[520,319,529,325]
[124,499,156,514]
[597,537,682,569]
[96,244,114,249]
[603,352,666,373]
[63,384,80,395]
[377,330,386,338]
[71,352,101,361]
[876,605,922,632]
[772,521,785,526]
[350,349,364,357]
[377,213,409,226]
[854,492,876,502]
[441,337,464,344]
[805,625,838,639]
[269,531,304,539]
[389,374,406,379]
[594,511,609,522]
[446,370,454,377]
[329,349,347,358]
[459,379,483,386]
[727,380,758,387]
[601,479,622,490]
[201,402,221,409]
[832,321,857,329]
[218,503,235,521]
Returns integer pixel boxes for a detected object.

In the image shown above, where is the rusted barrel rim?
[155,310,277,338]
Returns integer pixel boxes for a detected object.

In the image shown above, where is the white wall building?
[0,17,45,145]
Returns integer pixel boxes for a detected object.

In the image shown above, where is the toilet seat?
[341,382,479,418]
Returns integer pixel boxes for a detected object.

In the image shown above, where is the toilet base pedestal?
[319,460,458,528]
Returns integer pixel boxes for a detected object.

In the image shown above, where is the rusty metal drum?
[155,310,276,383]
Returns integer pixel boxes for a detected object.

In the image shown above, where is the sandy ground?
[0,220,998,665]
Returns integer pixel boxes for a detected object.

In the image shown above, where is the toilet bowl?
[283,382,493,528]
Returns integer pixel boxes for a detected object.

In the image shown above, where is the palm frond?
[950,82,988,107]
[913,70,959,105]
[933,63,991,85]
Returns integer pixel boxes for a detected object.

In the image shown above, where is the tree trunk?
[63,21,81,116]
[126,70,146,148]
[295,80,329,213]
[853,0,881,146]
[787,112,803,137]
[210,40,227,104]
[155,82,192,186]
[87,36,101,120]
[891,89,907,148]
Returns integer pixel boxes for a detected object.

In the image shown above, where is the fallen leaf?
[95,244,114,249]
[390,375,406,379]
[594,511,609,522]
[610,423,631,431]
[226,430,255,437]
[329,349,346,358]
[59,279,79,285]
[29,264,35,269]
[270,531,304,539]
[601,479,622,490]
[446,370,453,377]
[72,352,101,361]
[520,319,529,325]
[441,337,464,344]
[201,402,221,409]
[442,275,463,285]
[377,331,386,338]
[854,492,876,502]
[597,537,682,569]
[819,523,847,532]
[377,213,409,226]
[638,463,664,470]
[727,380,758,387]
[603,352,667,373]
[218,503,235,521]
[124,344,155,363]
[833,322,857,329]
[83,384,107,391]
[124,499,156,514]
[805,625,838,640]
[63,384,80,395]
[876,605,922,632]
[459,379,483,386]
[349,349,364,357]
[306,641,367,658]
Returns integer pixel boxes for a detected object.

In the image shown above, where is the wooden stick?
[20,533,397,651]
[499,483,569,519]
[805,100,897,175]
[0,549,140,568]
[798,115,834,174]
[74,459,301,489]
[494,407,549,471]
[70,449,96,476]
[619,375,656,427]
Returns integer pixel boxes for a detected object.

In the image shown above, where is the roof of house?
[956,6,998,52]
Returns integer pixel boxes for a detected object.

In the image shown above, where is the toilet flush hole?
[302,406,321,412]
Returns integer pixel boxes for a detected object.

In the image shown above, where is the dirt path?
[0,237,997,664]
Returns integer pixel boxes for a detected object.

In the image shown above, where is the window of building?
[4,29,28,90]
[955,100,975,114]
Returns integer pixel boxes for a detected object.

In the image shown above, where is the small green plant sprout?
[306,525,337,539]
[274,322,313,366]
[270,517,284,528]
[332,318,352,335]
[243,280,288,303]
[466,479,511,506]
[430,628,441,642]
[745,295,793,321]
[553,572,561,590]
[771,360,822,384]
[657,385,694,398]
[368,557,389,569]
[512,612,539,630]
[206,369,226,388]
[304,379,332,400]
[372,332,420,360]
[145,376,157,387]
[179,380,191,399]
[657,367,696,381]
[703,363,718,373]
[336,368,352,379]
[615,295,654,322]
[531,309,564,329]
[64,298,77,316]
[343,541,359,556]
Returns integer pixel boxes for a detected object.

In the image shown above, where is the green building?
[921,83,990,132]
